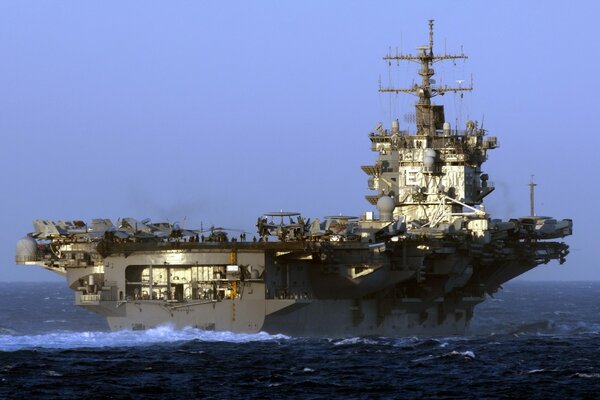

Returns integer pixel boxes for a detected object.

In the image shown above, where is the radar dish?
[324,215,359,221]
[264,211,301,217]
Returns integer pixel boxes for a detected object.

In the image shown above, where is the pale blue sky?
[1,1,597,281]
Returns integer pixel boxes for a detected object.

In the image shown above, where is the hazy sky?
[1,1,597,281]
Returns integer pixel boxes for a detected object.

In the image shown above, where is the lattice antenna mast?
[379,20,473,136]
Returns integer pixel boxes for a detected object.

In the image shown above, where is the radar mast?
[379,20,472,136]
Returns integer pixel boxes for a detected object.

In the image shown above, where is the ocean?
[0,281,599,399]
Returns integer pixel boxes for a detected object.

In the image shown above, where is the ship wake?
[0,324,290,352]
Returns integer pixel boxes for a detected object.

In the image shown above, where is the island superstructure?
[16,21,572,336]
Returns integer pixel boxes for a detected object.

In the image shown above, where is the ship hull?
[64,240,568,337]
[82,298,479,337]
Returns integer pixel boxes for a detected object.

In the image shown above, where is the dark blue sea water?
[0,281,599,399]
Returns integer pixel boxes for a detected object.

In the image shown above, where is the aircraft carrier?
[16,21,572,336]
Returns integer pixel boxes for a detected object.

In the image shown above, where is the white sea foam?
[457,350,475,359]
[411,350,475,363]
[391,336,420,347]
[527,369,547,374]
[332,337,379,346]
[0,325,290,352]
[573,372,600,379]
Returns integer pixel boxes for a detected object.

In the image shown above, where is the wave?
[509,320,600,336]
[411,350,475,363]
[331,337,380,346]
[471,315,600,337]
[572,372,600,379]
[0,325,290,352]
[326,336,475,351]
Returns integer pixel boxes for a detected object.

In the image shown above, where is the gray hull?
[69,244,553,337]
[85,297,476,337]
